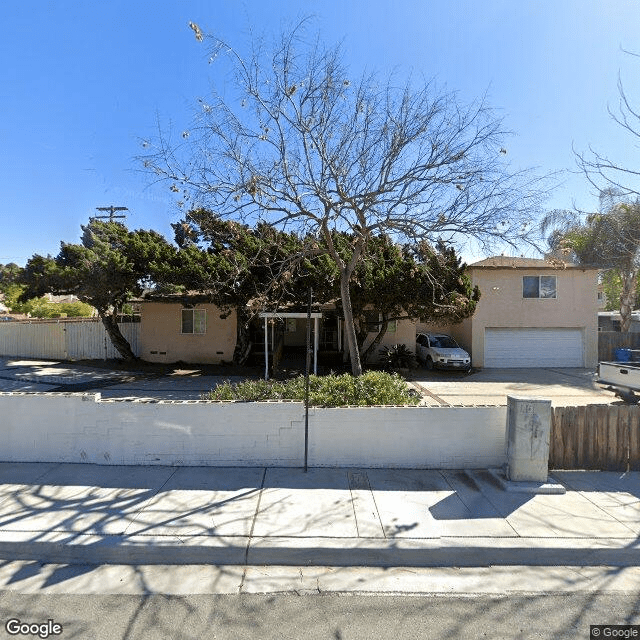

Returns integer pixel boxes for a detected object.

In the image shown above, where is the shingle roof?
[468,256,597,269]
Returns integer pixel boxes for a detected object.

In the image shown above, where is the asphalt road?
[0,592,637,640]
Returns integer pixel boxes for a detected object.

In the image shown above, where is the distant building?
[44,293,79,304]
[598,311,640,333]
[597,282,607,310]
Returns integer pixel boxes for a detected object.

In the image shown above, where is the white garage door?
[484,328,584,368]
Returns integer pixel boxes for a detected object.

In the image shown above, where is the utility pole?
[92,206,128,222]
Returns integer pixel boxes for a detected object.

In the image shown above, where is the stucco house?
[138,298,238,364]
[137,296,417,367]
[419,256,599,368]
[138,255,599,369]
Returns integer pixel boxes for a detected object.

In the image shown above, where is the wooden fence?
[549,404,640,471]
[598,330,640,362]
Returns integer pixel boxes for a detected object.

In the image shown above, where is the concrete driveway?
[0,357,620,406]
[409,367,617,407]
[0,357,247,400]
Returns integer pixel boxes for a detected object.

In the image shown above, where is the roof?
[468,256,597,270]
[137,291,217,305]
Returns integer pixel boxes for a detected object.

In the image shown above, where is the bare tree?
[575,60,640,199]
[141,21,548,375]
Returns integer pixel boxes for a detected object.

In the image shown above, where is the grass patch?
[204,370,420,406]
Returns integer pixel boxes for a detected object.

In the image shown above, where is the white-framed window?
[523,275,557,299]
[181,308,206,334]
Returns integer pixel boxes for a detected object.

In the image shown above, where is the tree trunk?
[233,307,253,365]
[361,314,389,364]
[100,313,137,361]
[340,270,363,376]
[620,270,637,332]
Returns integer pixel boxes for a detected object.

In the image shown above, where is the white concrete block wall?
[0,394,305,467]
[309,406,507,468]
[0,393,508,468]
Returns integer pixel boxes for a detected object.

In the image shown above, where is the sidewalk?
[0,463,637,570]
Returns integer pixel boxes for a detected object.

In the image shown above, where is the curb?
[1,533,638,567]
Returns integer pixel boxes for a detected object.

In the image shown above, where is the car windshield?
[431,336,458,348]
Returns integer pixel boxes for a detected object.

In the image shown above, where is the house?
[598,311,640,333]
[44,293,80,304]
[597,280,608,310]
[419,256,599,368]
[137,294,418,367]
[138,297,238,364]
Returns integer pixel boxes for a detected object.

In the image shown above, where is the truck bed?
[598,361,640,401]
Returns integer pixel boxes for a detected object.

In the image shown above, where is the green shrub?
[13,296,95,318]
[204,370,420,406]
[378,344,418,371]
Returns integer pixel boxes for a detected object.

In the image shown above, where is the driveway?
[0,357,620,406]
[409,367,617,407]
[0,357,253,400]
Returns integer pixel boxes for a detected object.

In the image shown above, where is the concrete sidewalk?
[0,463,637,570]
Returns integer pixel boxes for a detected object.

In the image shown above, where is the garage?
[484,328,584,368]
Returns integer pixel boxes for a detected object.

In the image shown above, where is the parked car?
[415,333,471,371]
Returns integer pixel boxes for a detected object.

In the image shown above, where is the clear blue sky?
[2,0,639,266]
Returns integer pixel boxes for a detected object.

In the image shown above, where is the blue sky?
[1,0,639,266]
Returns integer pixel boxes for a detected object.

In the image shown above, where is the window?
[363,311,396,333]
[364,310,381,332]
[523,275,556,299]
[181,309,206,334]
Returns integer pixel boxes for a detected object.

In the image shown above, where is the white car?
[416,333,471,371]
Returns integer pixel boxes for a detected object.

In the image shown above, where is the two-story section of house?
[440,256,600,368]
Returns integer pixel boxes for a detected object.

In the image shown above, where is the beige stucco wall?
[359,316,417,363]
[140,302,237,364]
[468,267,599,368]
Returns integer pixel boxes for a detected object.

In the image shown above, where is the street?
[0,592,638,639]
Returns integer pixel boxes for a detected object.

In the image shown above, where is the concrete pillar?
[506,395,552,482]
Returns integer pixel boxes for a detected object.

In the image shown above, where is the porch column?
[313,316,319,375]
[264,316,269,380]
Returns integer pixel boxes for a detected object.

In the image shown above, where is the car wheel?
[425,356,434,371]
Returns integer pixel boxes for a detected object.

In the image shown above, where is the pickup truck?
[597,361,640,403]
